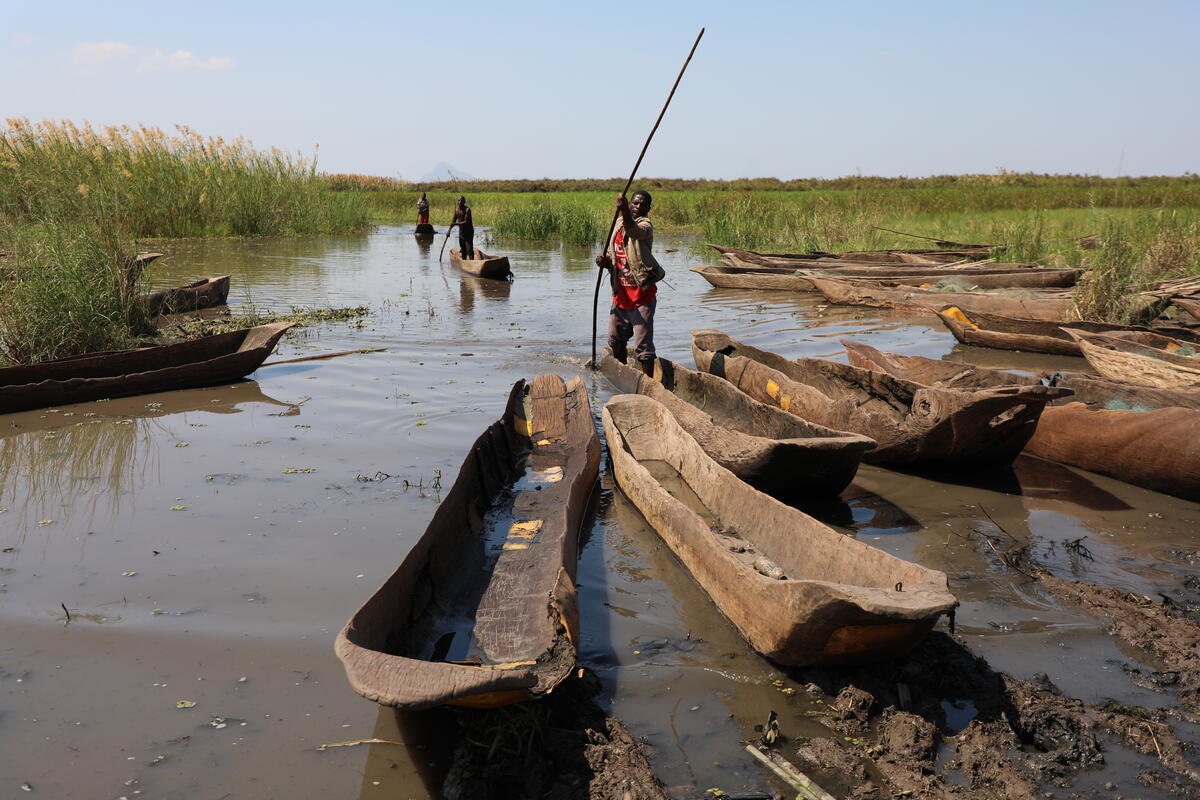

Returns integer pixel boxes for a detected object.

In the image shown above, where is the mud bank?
[441,672,667,800]
[762,617,1200,799]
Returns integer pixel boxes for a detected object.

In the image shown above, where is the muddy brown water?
[2,226,1199,799]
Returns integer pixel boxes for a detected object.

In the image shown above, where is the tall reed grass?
[0,119,371,237]
[0,218,153,364]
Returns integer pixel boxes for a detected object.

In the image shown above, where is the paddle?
[438,216,457,262]
[586,27,705,370]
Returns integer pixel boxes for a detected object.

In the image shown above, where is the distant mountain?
[420,162,475,182]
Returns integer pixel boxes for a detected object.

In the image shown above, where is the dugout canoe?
[691,330,1070,468]
[336,374,600,709]
[603,393,957,666]
[707,243,993,266]
[0,322,293,415]
[143,275,231,316]
[835,343,1200,501]
[600,350,874,500]
[807,275,1077,320]
[414,223,436,236]
[1064,329,1200,390]
[935,305,1200,357]
[1173,296,1200,322]
[451,248,513,281]
[714,256,1051,278]
[692,265,1077,293]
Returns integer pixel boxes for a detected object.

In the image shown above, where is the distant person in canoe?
[595,190,665,376]
[452,195,474,259]
[417,192,429,224]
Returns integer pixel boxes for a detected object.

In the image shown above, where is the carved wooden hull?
[336,375,600,709]
[604,393,957,666]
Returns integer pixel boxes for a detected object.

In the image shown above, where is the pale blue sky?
[2,0,1196,180]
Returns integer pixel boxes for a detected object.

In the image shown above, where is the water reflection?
[0,380,290,532]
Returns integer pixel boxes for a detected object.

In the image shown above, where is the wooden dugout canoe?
[450,248,513,281]
[1065,329,1200,390]
[143,275,231,316]
[707,243,993,266]
[603,393,957,666]
[935,305,1200,358]
[600,350,874,499]
[0,322,293,415]
[715,256,1051,279]
[692,265,1077,293]
[691,330,1071,468]
[807,275,1075,321]
[414,223,436,236]
[835,343,1200,501]
[1173,296,1200,322]
[336,375,600,710]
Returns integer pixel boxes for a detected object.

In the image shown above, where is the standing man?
[595,190,664,376]
[417,192,430,224]
[451,195,474,259]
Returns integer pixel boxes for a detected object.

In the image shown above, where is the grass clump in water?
[164,304,370,339]
[490,200,602,244]
[0,219,153,365]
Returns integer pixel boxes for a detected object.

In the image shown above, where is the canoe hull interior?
[335,375,600,709]
[603,393,955,666]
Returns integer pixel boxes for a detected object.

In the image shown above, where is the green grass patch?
[161,304,370,339]
[0,218,153,364]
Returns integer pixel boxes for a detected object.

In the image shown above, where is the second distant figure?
[452,195,474,259]
[417,192,429,224]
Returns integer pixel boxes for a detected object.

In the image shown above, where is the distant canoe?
[831,345,1200,501]
[691,330,1069,468]
[603,393,957,666]
[0,322,293,415]
[707,243,994,266]
[336,375,600,709]
[692,265,1077,293]
[808,275,1076,321]
[600,350,874,500]
[414,223,435,236]
[1065,329,1200,390]
[451,248,512,281]
[935,305,1200,357]
[144,276,231,316]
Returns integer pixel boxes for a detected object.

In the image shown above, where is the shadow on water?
[798,481,921,535]
[357,706,455,800]
[903,454,1133,512]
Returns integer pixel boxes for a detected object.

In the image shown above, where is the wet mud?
[441,672,667,800]
[4,226,1200,798]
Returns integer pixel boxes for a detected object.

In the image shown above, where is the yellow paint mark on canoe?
[509,520,543,538]
[779,394,791,412]
[536,439,552,446]
[501,543,530,550]
[513,414,533,436]
[533,466,563,484]
[942,306,979,330]
[766,379,780,399]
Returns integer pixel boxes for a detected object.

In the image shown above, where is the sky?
[2,0,1197,180]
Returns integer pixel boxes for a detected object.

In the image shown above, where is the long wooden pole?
[587,27,705,369]
[438,217,456,261]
